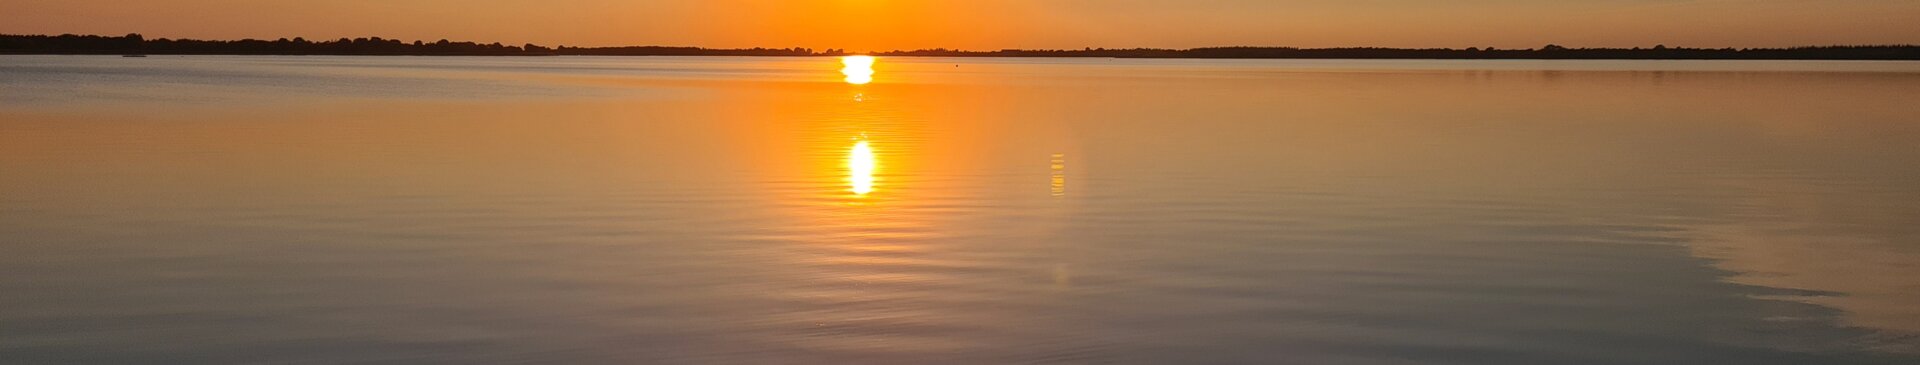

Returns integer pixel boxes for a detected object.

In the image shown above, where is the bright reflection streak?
[841,55,875,85]
[848,138,877,195]
[1051,154,1066,197]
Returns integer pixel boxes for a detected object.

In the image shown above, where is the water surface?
[4,55,1920,364]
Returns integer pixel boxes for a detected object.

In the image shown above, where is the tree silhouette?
[2,33,1917,59]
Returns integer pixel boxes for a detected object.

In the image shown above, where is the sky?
[4,0,1918,51]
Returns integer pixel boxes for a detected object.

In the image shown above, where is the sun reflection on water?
[848,137,877,196]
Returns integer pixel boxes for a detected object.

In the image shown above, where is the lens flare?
[841,55,875,85]
[848,139,876,195]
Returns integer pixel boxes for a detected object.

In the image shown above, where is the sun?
[841,55,875,85]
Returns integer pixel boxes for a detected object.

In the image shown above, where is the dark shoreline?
[6,33,1920,60]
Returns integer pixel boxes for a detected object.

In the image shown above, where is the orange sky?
[4,0,1918,50]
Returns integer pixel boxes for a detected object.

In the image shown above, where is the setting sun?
[841,55,875,85]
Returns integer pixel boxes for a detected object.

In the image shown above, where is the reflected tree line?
[4,34,1917,59]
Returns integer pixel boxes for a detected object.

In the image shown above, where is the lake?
[3,55,1919,364]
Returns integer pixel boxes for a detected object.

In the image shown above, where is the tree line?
[0,33,839,56]
[4,34,1917,60]
[879,45,1920,60]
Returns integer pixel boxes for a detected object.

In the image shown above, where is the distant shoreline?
[6,34,1919,60]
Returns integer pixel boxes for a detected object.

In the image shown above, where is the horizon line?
[5,33,1920,60]
[7,33,1920,53]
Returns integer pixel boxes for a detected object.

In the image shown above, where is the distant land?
[5,34,1920,60]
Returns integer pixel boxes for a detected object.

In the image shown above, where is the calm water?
[4,55,1920,364]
